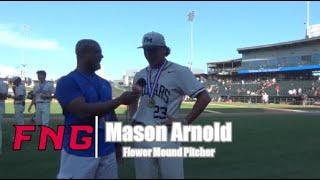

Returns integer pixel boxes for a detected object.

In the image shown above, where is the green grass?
[3,101,128,117]
[0,103,320,178]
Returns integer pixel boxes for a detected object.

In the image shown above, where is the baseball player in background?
[10,77,26,125]
[55,39,139,179]
[28,70,55,126]
[0,78,8,155]
[129,32,211,179]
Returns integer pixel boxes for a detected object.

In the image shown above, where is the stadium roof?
[207,58,242,65]
[237,36,320,53]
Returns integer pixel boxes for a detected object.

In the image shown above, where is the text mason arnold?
[105,122,232,143]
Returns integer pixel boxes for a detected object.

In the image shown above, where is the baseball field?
[0,101,319,178]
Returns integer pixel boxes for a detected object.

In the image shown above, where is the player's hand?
[161,114,177,127]
[162,115,189,126]
[118,91,140,105]
[115,143,123,165]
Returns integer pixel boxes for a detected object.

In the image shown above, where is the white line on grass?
[262,107,307,113]
[210,103,248,108]
[204,109,223,114]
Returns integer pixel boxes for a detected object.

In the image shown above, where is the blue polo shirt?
[55,69,115,157]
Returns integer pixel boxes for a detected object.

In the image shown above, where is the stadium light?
[21,24,31,81]
[306,1,310,38]
[187,10,195,70]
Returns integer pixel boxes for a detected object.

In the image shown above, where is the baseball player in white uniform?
[0,79,8,155]
[129,32,211,179]
[11,77,26,125]
[28,70,55,126]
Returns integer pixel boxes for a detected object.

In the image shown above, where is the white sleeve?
[176,67,205,98]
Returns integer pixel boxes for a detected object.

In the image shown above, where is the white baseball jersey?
[14,83,26,103]
[132,60,205,125]
[0,80,8,103]
[33,81,55,103]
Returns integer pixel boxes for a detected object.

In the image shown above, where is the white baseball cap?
[138,31,167,48]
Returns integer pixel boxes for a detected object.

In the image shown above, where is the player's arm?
[28,88,36,112]
[165,67,211,125]
[184,90,211,125]
[41,94,55,99]
[28,97,35,112]
[41,88,56,99]
[39,84,55,99]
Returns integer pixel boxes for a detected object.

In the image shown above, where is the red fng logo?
[13,125,93,151]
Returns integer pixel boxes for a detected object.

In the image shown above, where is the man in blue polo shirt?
[55,39,139,179]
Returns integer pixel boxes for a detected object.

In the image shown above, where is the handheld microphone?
[132,78,146,94]
[136,78,146,87]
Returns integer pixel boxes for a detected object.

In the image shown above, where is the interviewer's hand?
[117,91,140,105]
[132,84,143,94]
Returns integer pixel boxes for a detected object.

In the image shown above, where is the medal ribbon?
[147,60,167,99]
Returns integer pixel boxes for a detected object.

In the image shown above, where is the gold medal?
[148,98,155,108]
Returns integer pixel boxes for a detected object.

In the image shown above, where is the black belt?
[14,102,25,105]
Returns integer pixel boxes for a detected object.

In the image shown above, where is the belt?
[36,102,49,104]
[14,102,25,105]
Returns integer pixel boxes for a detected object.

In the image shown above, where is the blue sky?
[0,1,319,81]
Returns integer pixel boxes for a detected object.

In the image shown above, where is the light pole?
[21,24,30,82]
[187,11,195,71]
[306,1,310,38]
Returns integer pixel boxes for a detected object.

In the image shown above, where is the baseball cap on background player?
[11,76,21,83]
